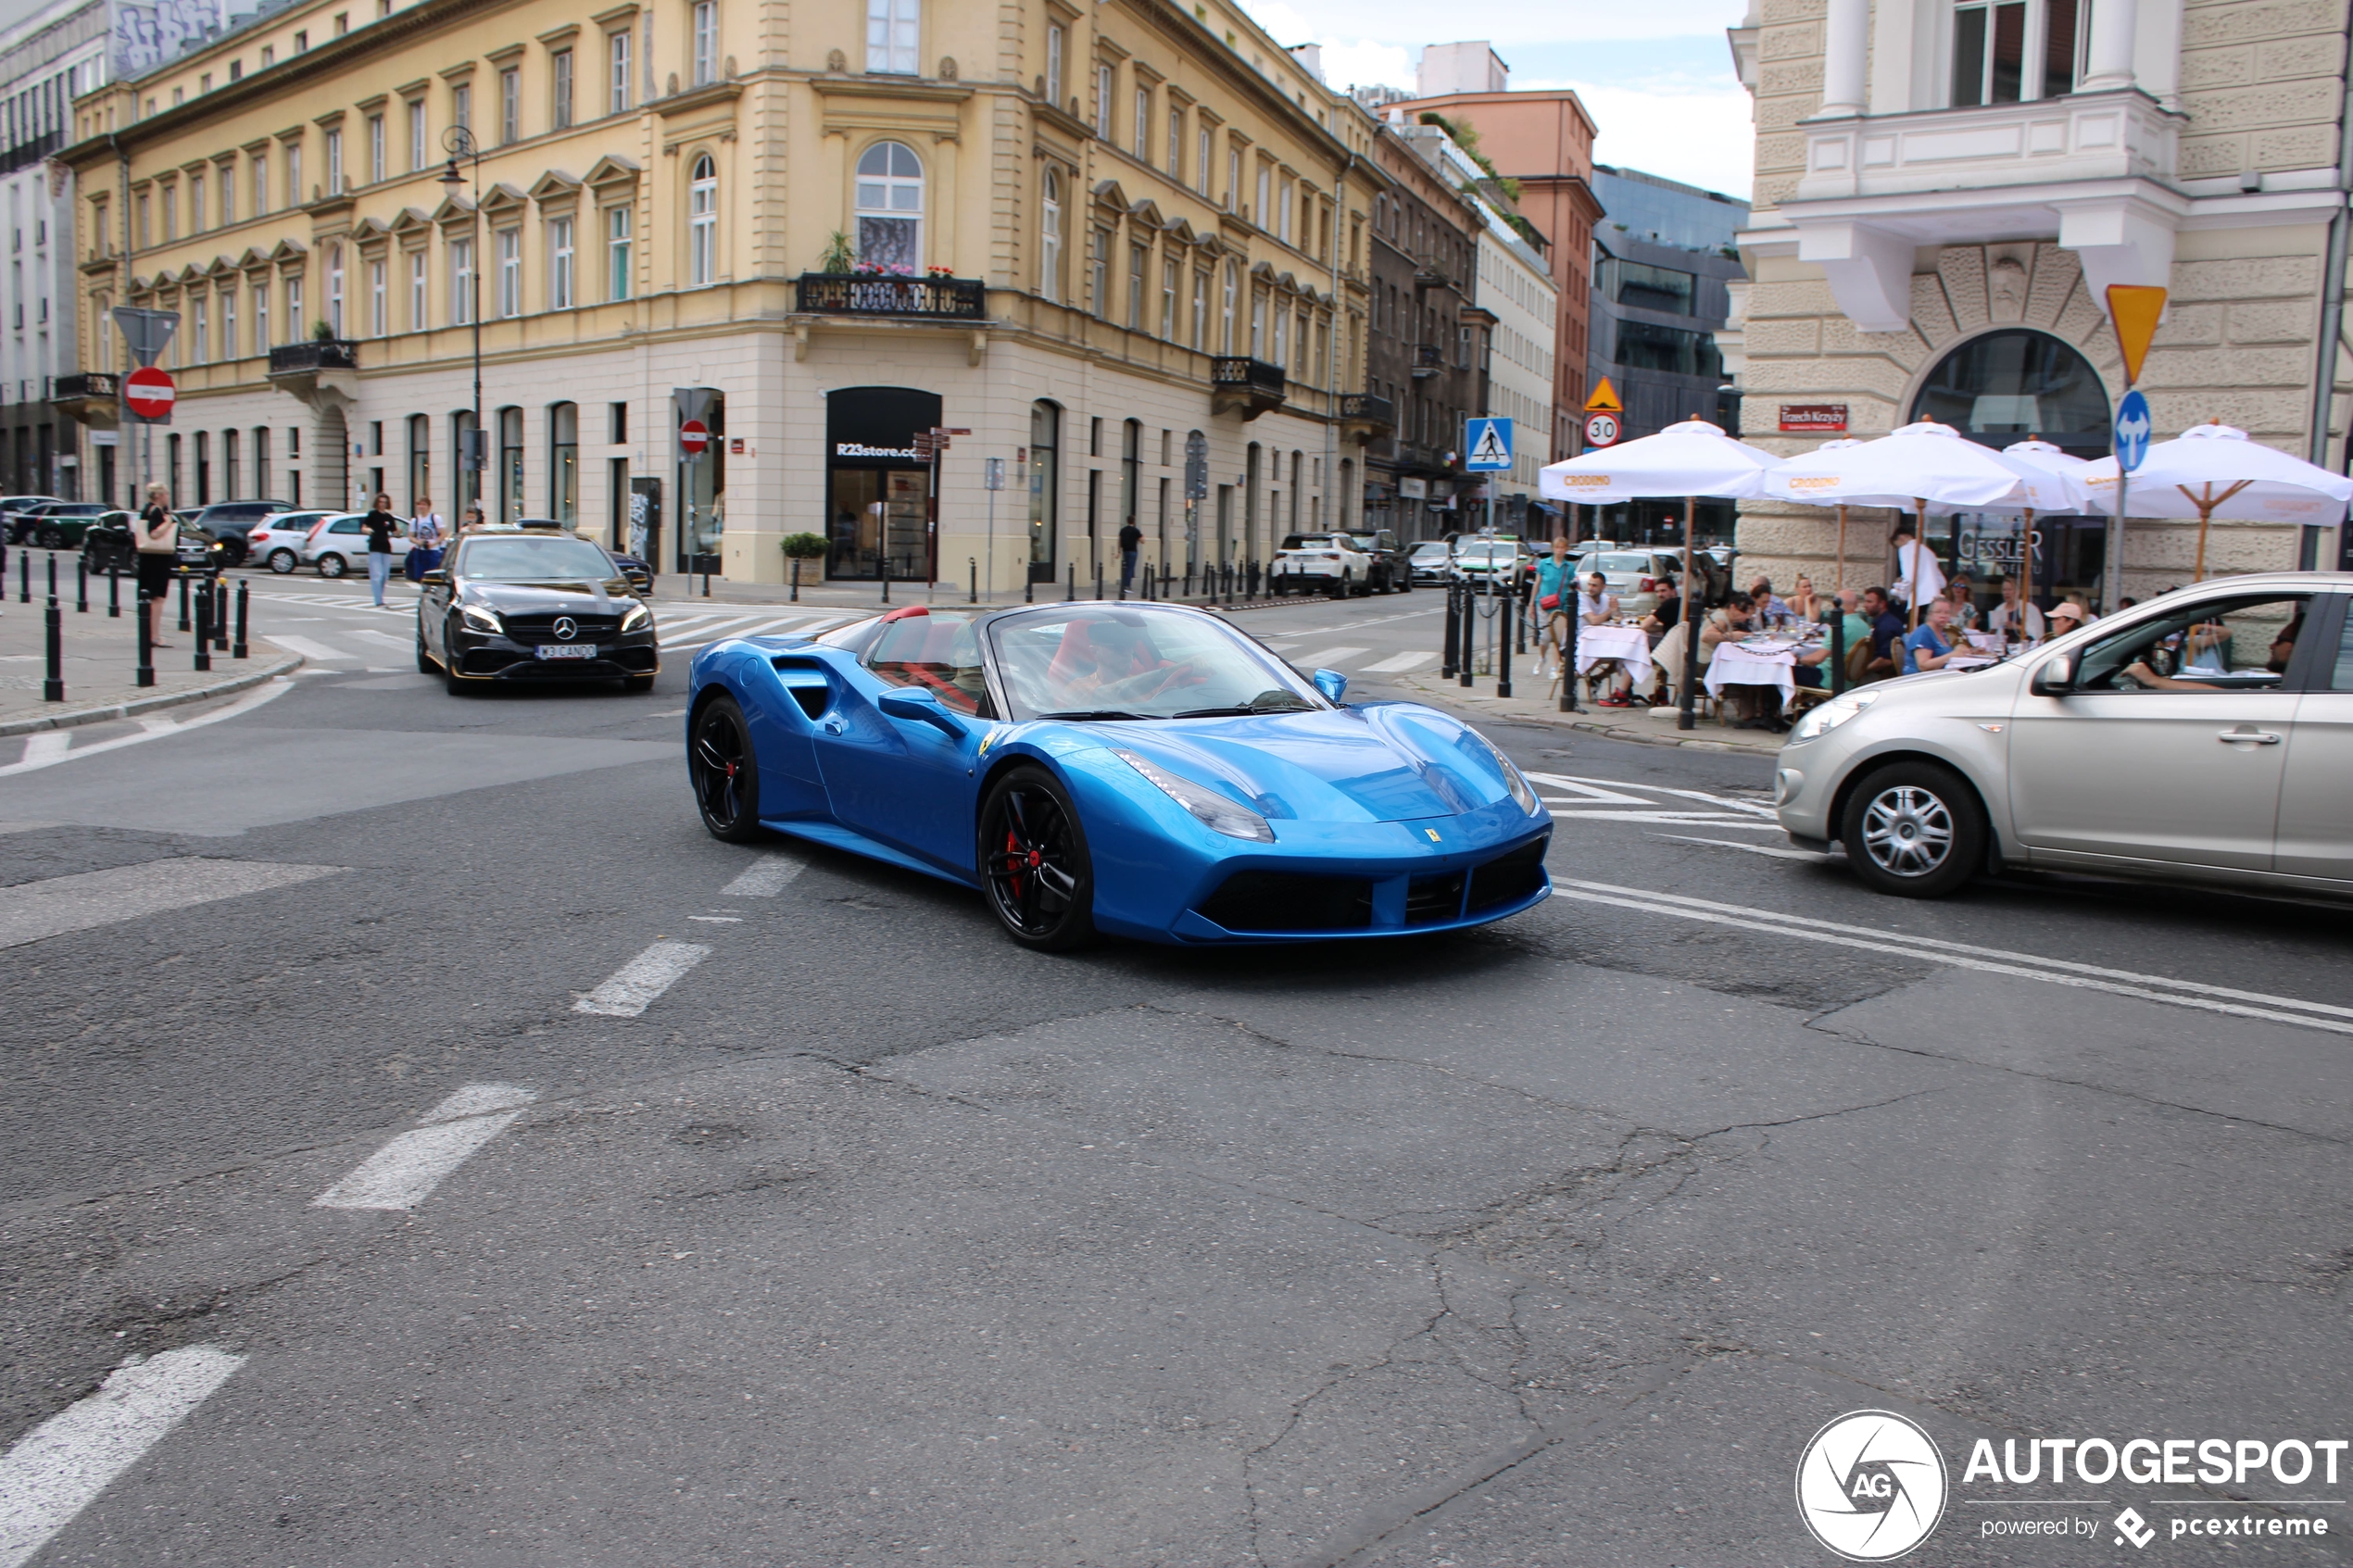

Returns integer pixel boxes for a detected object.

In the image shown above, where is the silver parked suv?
[1776,571,2350,901]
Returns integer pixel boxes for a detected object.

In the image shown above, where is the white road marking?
[260,633,357,662]
[0,678,297,777]
[17,734,69,767]
[1550,809,1783,826]
[1361,650,1438,673]
[687,914,743,922]
[1535,771,1779,818]
[1294,646,1368,669]
[0,1345,245,1568]
[1551,879,2353,1035]
[0,858,341,950]
[1649,833,1834,861]
[348,628,411,647]
[722,852,806,897]
[1528,774,1654,805]
[573,939,711,1017]
[313,1084,537,1210]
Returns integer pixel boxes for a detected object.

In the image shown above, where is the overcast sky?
[1248,0,1756,200]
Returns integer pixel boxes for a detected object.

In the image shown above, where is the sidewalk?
[0,561,299,734]
[635,571,1277,614]
[1384,668,1790,756]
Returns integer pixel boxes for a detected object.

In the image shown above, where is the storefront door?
[826,387,942,582]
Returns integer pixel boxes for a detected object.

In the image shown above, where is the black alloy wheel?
[690,696,762,842]
[978,764,1097,951]
[1840,759,1986,898]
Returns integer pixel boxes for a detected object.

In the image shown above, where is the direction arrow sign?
[1584,377,1622,414]
[1582,410,1621,450]
[122,364,175,424]
[2114,388,2152,473]
[1464,417,1514,472]
[679,419,711,458]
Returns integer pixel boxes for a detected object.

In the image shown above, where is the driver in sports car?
[1051,620,1212,707]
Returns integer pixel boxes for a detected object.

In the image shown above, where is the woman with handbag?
[1531,535,1579,677]
[404,495,443,582]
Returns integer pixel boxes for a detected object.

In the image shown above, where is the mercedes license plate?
[535,643,597,660]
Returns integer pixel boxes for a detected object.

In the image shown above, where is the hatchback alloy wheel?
[1861,784,1952,877]
[1839,759,1985,898]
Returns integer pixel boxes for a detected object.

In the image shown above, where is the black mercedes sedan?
[417,527,660,695]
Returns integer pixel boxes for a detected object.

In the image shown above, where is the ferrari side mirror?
[1312,669,1348,704]
[878,685,968,738]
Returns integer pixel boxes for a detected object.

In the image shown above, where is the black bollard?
[1830,610,1847,696]
[1497,578,1515,699]
[76,554,87,613]
[47,551,57,602]
[1094,559,1103,601]
[1560,592,1580,713]
[789,557,800,603]
[969,557,977,605]
[136,592,155,687]
[701,557,712,598]
[18,548,27,603]
[108,560,120,618]
[212,577,228,652]
[880,552,891,605]
[233,577,249,659]
[1458,583,1477,689]
[1024,567,1034,604]
[1065,564,1075,602]
[1441,579,1460,679]
[178,571,192,632]
[44,589,63,701]
[194,579,212,671]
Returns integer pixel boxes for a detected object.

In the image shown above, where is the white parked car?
[1270,533,1375,596]
[249,510,337,573]
[1573,548,1681,620]
[1777,571,2349,901]
[302,512,410,578]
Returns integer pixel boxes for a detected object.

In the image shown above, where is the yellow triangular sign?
[2105,284,2166,387]
[1584,377,1622,414]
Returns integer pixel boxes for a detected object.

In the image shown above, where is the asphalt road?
[1,582,2346,1567]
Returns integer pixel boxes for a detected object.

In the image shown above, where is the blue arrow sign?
[2115,389,2152,473]
[1464,417,1514,472]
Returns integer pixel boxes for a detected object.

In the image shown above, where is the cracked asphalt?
[2,596,2348,1566]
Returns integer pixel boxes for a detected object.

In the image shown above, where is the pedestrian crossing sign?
[1464,417,1514,472]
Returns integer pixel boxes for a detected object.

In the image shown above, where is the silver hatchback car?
[1776,571,2351,901]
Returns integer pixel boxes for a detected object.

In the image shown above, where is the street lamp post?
[440,128,484,519]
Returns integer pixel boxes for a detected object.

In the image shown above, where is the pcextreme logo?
[1796,1411,1949,1561]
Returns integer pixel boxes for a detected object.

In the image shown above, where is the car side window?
[2329,600,2353,691]
[329,519,361,534]
[2074,593,2312,692]
[864,613,994,717]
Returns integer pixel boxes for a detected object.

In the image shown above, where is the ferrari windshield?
[456,535,616,582]
[990,607,1325,721]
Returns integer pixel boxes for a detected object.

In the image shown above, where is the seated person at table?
[1903,597,1960,673]
[1861,586,1906,681]
[1985,575,2044,641]
[1785,575,1821,623]
[1702,594,1782,729]
[1944,574,1981,632]
[1748,576,1793,627]
[1637,577,1682,704]
[1578,571,1638,706]
[1831,588,1874,657]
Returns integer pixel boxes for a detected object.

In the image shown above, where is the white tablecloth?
[1705,642,1797,701]
[1569,622,1654,686]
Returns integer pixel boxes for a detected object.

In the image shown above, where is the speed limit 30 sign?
[1582,410,1620,449]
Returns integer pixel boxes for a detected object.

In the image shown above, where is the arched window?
[1909,328,2110,456]
[687,153,717,286]
[1039,168,1062,302]
[855,141,923,272]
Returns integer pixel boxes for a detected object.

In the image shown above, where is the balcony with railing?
[1339,393,1396,437]
[1410,344,1445,380]
[268,339,360,374]
[1210,356,1286,420]
[50,371,119,427]
[795,273,988,320]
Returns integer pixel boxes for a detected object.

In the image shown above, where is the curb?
[1386,679,1775,757]
[0,654,303,737]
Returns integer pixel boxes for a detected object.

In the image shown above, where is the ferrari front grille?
[1466,837,1550,913]
[1197,872,1375,933]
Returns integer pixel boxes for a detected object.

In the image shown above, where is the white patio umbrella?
[2000,438,2097,619]
[2080,422,2353,581]
[1537,417,1780,728]
[1763,420,2084,625]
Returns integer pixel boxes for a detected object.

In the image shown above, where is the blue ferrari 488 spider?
[684,601,1552,949]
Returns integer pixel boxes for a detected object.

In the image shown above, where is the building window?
[1254,164,1268,228]
[407,412,430,507]
[609,30,631,112]
[1225,144,1239,209]
[326,242,345,333]
[1272,301,1286,369]
[407,249,425,329]
[449,236,473,324]
[369,257,386,334]
[1167,105,1182,180]
[363,115,384,183]
[1160,255,1176,340]
[548,401,578,521]
[223,428,239,500]
[407,100,425,169]
[692,2,718,86]
[452,82,471,132]
[496,227,520,316]
[852,140,920,271]
[498,406,523,521]
[190,173,205,231]
[548,215,573,307]
[1027,399,1058,576]
[1278,178,1293,244]
[1095,62,1113,138]
[191,295,207,361]
[1045,24,1063,107]
[325,129,344,195]
[1951,0,2079,104]
[1189,269,1205,351]
[219,166,235,224]
[286,141,302,207]
[1221,261,1236,352]
[287,274,302,336]
[221,288,235,357]
[1197,126,1210,194]
[249,156,266,217]
[606,204,632,299]
[499,67,519,144]
[867,0,917,74]
[687,154,717,283]
[1134,86,1150,160]
[1039,167,1062,302]
[551,49,573,128]
[1250,288,1265,358]
[253,281,270,347]
[1089,227,1110,317]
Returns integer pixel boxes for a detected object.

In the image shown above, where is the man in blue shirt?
[1862,586,1906,680]
[1904,596,1959,674]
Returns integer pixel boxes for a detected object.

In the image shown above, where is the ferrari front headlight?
[1465,727,1543,815]
[1113,749,1276,843]
[459,603,504,634]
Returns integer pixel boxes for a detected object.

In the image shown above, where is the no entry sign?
[123,365,175,423]
[679,418,711,458]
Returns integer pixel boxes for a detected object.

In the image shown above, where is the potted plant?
[781,532,828,587]
[816,232,855,274]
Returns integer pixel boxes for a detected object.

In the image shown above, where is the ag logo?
[1795,1410,1947,1561]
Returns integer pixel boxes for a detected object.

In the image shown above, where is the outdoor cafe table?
[1705,640,1801,702]
[1572,622,1654,688]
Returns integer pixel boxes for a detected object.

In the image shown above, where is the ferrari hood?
[1092,705,1516,823]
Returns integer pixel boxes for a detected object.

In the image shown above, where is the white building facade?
[1729,0,2353,604]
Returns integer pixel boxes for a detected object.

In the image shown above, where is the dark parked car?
[82,513,226,575]
[1340,528,1414,594]
[418,527,660,695]
[182,499,292,566]
[11,502,119,548]
[514,517,653,596]
[1,495,63,543]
